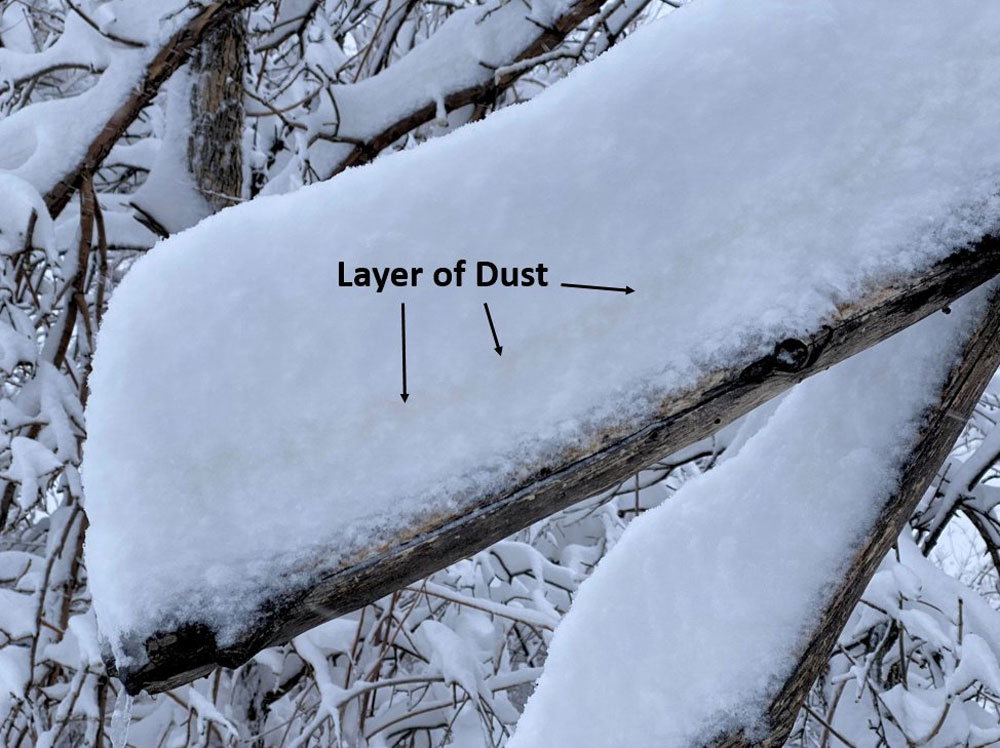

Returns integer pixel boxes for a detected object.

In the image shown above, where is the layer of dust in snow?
[508,289,992,748]
[84,0,1000,655]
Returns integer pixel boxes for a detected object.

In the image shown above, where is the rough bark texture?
[701,283,1000,748]
[113,240,1000,695]
[43,0,256,219]
[188,12,247,212]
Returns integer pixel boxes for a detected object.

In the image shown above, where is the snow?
[417,619,491,700]
[827,527,1000,746]
[920,397,1000,541]
[508,290,990,748]
[260,0,594,191]
[0,15,111,87]
[0,173,54,257]
[84,0,1000,661]
[0,646,29,699]
[129,69,213,234]
[0,587,37,639]
[0,1,192,202]
[4,436,61,510]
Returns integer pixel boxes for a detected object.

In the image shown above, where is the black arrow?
[483,302,503,356]
[560,282,634,294]
[400,303,409,402]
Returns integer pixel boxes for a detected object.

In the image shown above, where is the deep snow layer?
[507,289,989,748]
[85,0,1000,652]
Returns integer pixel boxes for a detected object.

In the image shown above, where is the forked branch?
[700,286,1000,748]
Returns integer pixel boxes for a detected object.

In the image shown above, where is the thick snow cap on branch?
[85,0,1000,655]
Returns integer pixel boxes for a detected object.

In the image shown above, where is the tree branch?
[111,237,1000,695]
[309,0,621,182]
[699,286,1000,748]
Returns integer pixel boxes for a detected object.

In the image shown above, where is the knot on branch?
[738,336,821,385]
[773,338,811,373]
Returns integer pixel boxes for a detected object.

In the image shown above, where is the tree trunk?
[187,11,246,212]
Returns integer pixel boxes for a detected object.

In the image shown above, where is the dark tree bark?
[187,12,247,212]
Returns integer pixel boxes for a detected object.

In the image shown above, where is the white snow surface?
[129,69,213,234]
[508,291,990,748]
[85,0,1000,651]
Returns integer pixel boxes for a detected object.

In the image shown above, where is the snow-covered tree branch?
[113,240,1000,696]
[7,1,1000,747]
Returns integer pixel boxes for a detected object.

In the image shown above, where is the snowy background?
[4,0,1000,747]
